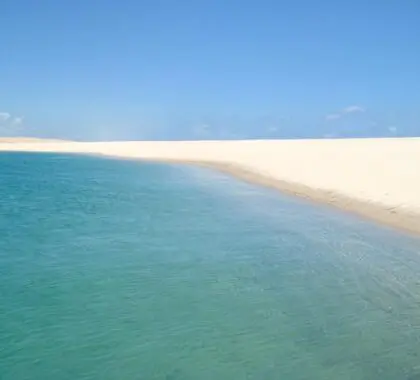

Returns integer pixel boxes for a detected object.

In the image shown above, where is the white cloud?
[388,126,397,134]
[11,116,24,125]
[218,130,245,140]
[192,123,211,138]
[342,105,365,114]
[325,113,341,121]
[0,112,11,121]
[325,105,365,121]
[0,111,25,134]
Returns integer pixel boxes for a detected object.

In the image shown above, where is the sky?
[1,0,419,140]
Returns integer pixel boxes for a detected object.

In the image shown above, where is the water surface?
[1,153,420,380]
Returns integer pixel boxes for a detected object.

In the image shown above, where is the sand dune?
[1,138,419,235]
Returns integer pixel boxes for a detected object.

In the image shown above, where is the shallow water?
[1,153,420,380]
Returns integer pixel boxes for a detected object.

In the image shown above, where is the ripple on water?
[1,153,420,380]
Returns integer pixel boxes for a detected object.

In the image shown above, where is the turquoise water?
[1,153,420,380]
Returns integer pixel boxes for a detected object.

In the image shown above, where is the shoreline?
[124,155,420,236]
[1,138,419,236]
[184,160,420,236]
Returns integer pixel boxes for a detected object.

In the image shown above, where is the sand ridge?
[1,138,419,235]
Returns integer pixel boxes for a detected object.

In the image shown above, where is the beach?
[1,137,419,235]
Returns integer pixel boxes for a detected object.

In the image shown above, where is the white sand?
[1,137,420,234]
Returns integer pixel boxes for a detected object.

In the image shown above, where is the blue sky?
[1,0,419,140]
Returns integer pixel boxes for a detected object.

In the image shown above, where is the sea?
[1,152,420,380]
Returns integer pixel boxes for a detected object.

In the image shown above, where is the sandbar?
[1,138,419,235]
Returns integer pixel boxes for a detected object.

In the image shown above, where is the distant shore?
[0,137,68,143]
[1,137,420,235]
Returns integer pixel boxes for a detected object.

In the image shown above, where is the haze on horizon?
[1,0,419,141]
